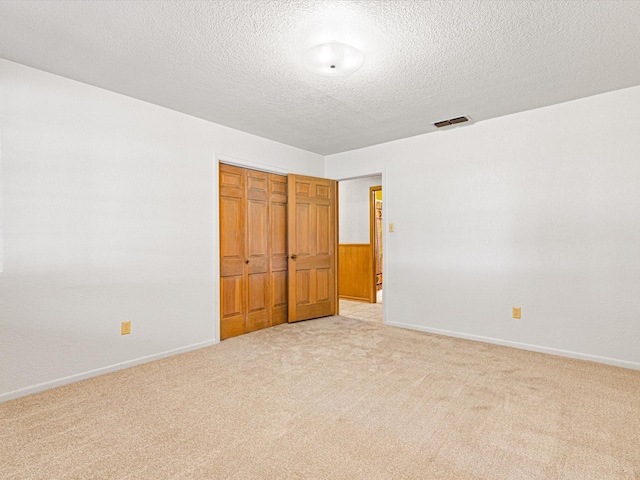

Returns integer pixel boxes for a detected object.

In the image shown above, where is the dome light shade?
[303,42,364,77]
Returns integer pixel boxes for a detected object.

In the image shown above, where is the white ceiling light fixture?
[303,42,364,77]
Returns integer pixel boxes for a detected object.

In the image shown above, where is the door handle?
[245,259,249,264]
[290,254,297,260]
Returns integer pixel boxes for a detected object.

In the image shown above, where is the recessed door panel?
[246,271,269,332]
[248,273,268,313]
[316,269,330,302]
[220,276,244,339]
[248,175,267,193]
[221,173,241,187]
[316,184,330,199]
[271,203,287,257]
[220,169,243,197]
[296,270,311,305]
[272,271,287,307]
[296,203,310,256]
[271,177,287,195]
[296,182,310,196]
[221,276,243,318]
[317,204,330,256]
[220,197,243,257]
[248,200,268,257]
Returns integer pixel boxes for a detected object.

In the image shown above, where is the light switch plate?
[121,321,131,335]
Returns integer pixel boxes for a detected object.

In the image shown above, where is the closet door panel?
[270,174,288,326]
[245,169,271,333]
[219,164,245,339]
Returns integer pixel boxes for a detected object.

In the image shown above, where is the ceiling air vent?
[433,116,470,128]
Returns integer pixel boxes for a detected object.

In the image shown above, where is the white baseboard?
[0,339,219,404]
[386,321,640,370]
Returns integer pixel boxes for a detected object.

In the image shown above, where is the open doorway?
[337,175,383,323]
[370,185,383,303]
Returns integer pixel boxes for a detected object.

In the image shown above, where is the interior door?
[287,174,338,322]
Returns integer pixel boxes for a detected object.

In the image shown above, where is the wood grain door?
[219,164,246,339]
[287,174,338,322]
[245,169,271,333]
[269,174,288,326]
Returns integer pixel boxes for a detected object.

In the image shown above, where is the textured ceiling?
[1,0,640,155]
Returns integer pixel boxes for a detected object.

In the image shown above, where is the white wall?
[339,175,381,244]
[0,59,323,401]
[2,58,639,404]
[326,85,640,369]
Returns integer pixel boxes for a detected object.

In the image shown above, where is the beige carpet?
[1,317,639,479]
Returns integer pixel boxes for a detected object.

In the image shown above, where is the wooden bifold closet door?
[219,164,288,340]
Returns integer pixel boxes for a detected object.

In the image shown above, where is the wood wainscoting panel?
[338,244,374,303]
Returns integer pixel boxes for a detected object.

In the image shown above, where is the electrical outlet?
[512,307,521,319]
[121,321,131,335]
[389,223,395,232]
